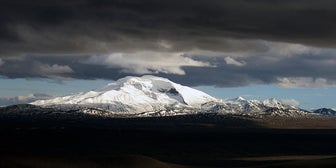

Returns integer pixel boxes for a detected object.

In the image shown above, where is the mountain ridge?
[313,108,336,116]
[27,75,316,117]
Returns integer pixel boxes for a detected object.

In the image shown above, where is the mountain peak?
[313,108,336,116]
[262,98,285,108]
[32,75,216,112]
[95,75,168,92]
[117,75,170,85]
[235,96,246,101]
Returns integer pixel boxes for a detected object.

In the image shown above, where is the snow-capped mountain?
[201,96,309,117]
[28,75,313,117]
[32,75,217,113]
[313,108,336,116]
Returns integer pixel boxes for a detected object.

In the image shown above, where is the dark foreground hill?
[1,113,336,168]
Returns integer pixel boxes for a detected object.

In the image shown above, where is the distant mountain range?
[313,108,336,116]
[0,75,334,118]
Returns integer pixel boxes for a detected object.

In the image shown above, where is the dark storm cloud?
[0,55,126,80]
[0,0,336,87]
[1,0,336,57]
[0,57,74,79]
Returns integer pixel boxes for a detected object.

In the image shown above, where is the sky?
[0,0,335,109]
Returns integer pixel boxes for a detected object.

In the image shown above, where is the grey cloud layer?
[1,50,335,87]
[82,52,212,75]
[2,0,336,56]
[0,0,335,87]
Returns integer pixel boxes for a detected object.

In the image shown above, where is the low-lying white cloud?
[188,40,322,58]
[281,99,300,107]
[0,93,52,106]
[84,51,212,75]
[35,63,74,80]
[224,56,246,66]
[39,64,74,75]
[262,41,320,57]
[277,77,335,88]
